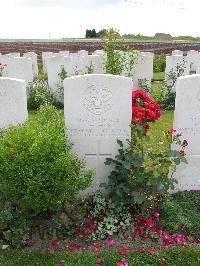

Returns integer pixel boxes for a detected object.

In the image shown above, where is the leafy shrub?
[0,105,93,215]
[153,55,166,73]
[102,90,187,210]
[160,61,185,111]
[0,204,30,248]
[27,78,55,110]
[159,191,200,237]
[103,28,138,76]
[56,65,68,100]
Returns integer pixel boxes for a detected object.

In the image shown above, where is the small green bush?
[153,55,166,73]
[0,105,93,215]
[27,78,55,110]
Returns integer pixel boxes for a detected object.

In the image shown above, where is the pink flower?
[194,239,200,244]
[146,219,155,228]
[92,224,98,231]
[52,239,59,248]
[162,232,170,240]
[179,149,185,156]
[148,248,155,255]
[106,238,116,247]
[92,247,99,253]
[149,227,157,233]
[116,258,128,266]
[156,227,163,234]
[93,242,101,248]
[139,247,145,253]
[96,258,105,264]
[119,248,127,255]
[152,211,160,221]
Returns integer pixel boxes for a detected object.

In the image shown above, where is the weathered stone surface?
[173,74,200,191]
[0,77,28,129]
[64,74,133,193]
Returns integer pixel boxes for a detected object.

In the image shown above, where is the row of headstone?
[46,53,105,101]
[170,50,200,74]
[0,73,199,192]
[44,50,154,102]
[0,52,38,84]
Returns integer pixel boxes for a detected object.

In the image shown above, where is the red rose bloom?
[132,89,162,135]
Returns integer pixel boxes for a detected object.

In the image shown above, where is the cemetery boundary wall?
[1,39,200,63]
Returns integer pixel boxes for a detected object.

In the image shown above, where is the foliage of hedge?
[0,105,92,215]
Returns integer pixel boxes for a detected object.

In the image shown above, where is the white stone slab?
[64,74,133,193]
[172,74,200,191]
[124,52,154,89]
[187,50,200,72]
[6,53,21,58]
[0,57,33,85]
[46,55,72,101]
[0,77,28,129]
[23,52,38,77]
[87,55,105,74]
[172,50,184,56]
[165,55,190,88]
[59,51,70,56]
[42,52,54,73]
[78,50,88,56]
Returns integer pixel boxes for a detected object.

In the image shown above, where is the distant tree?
[85,29,92,38]
[96,29,108,38]
[91,29,97,38]
[85,29,97,38]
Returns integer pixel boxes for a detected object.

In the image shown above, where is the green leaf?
[131,192,146,204]
[144,136,151,142]
[174,158,181,165]
[117,139,123,147]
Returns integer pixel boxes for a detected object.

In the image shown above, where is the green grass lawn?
[152,72,165,81]
[151,82,164,103]
[1,246,200,266]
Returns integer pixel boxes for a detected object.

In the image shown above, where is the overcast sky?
[0,0,199,39]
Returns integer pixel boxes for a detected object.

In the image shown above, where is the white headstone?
[87,55,105,74]
[78,50,88,56]
[134,53,154,86]
[165,55,190,86]
[0,57,33,85]
[64,74,133,193]
[0,77,28,129]
[122,52,154,90]
[93,50,106,56]
[42,52,54,73]
[59,51,70,56]
[173,74,200,191]
[23,52,38,77]
[187,50,200,72]
[46,55,72,101]
[6,53,21,58]
[172,50,184,56]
